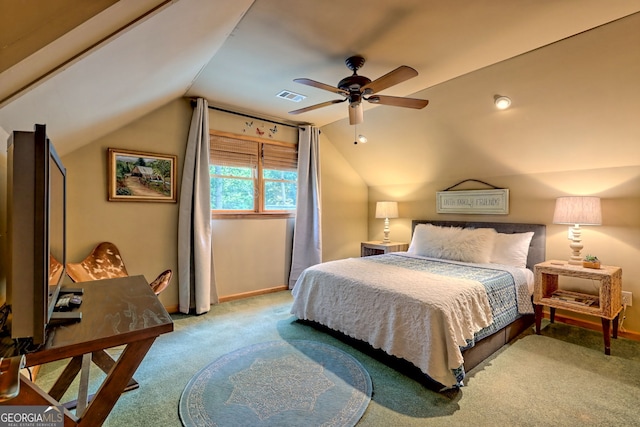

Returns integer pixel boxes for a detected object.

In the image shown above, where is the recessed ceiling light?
[494,95,511,109]
[276,90,306,103]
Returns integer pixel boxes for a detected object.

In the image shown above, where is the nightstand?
[533,260,622,355]
[361,241,408,257]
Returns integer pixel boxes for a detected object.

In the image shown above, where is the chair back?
[66,242,129,283]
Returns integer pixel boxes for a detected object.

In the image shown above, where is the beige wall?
[369,166,640,333]
[319,132,369,261]
[62,98,191,309]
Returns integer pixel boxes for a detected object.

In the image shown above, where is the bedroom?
[2,0,638,330]
[0,0,639,406]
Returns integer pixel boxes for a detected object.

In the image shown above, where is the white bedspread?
[291,257,494,387]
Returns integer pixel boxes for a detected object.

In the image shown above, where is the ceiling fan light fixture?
[494,95,511,110]
[290,55,428,122]
[349,102,363,125]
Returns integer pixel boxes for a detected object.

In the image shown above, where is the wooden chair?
[66,242,128,283]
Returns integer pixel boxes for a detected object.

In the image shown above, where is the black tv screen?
[7,124,66,346]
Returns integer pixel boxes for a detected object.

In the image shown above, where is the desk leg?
[92,350,139,391]
[76,353,92,416]
[77,337,156,427]
[601,318,611,356]
[534,304,543,334]
[2,376,78,426]
[49,356,83,401]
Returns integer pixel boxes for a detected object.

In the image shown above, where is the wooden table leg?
[49,356,83,400]
[3,376,79,426]
[601,317,611,355]
[61,349,141,411]
[76,353,92,416]
[534,304,543,334]
[612,314,620,339]
[549,307,556,324]
[77,337,156,427]
[92,349,139,391]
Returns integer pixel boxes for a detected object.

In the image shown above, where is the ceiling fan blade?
[289,99,347,115]
[361,65,418,94]
[293,78,349,95]
[366,95,429,109]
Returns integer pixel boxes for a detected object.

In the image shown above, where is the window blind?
[209,135,259,169]
[262,143,298,171]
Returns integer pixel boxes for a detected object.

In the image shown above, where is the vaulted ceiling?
[1,0,639,186]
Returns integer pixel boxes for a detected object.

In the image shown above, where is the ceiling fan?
[289,55,429,125]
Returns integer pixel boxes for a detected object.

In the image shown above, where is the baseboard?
[165,304,179,313]
[543,311,640,341]
[162,286,290,314]
[218,285,289,303]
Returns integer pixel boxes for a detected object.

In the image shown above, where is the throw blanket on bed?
[291,255,501,387]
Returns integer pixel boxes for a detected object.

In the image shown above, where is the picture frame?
[108,148,177,202]
[436,189,509,214]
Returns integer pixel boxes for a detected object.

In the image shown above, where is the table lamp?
[552,196,602,265]
[375,201,399,243]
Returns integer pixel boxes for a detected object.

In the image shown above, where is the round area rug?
[179,340,372,427]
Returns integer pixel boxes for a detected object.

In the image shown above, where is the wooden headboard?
[411,220,546,270]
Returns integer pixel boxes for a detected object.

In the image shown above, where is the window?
[209,131,297,217]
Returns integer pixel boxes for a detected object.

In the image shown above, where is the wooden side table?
[361,241,408,257]
[533,260,622,355]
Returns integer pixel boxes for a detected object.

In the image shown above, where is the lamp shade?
[553,196,602,225]
[375,201,398,219]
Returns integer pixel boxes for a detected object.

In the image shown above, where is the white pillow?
[408,224,497,264]
[490,231,534,268]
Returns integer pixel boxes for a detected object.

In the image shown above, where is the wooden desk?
[1,275,173,426]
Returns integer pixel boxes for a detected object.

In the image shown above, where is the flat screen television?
[6,124,68,346]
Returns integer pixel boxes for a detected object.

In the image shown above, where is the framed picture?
[108,148,177,202]
[436,189,509,214]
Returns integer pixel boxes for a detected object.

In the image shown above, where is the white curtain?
[178,98,217,313]
[288,125,322,288]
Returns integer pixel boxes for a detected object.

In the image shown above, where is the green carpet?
[34,291,640,426]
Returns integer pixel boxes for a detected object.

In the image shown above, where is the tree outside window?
[209,131,297,217]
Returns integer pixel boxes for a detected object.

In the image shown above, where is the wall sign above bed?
[437,181,509,215]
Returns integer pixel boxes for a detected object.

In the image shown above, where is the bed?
[291,220,546,388]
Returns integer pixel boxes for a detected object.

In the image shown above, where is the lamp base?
[382,217,391,243]
[567,225,584,266]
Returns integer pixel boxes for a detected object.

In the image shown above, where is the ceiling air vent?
[276,90,306,103]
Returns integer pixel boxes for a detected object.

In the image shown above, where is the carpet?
[179,340,372,427]
[460,330,640,426]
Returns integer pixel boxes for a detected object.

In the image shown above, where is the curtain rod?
[190,99,299,129]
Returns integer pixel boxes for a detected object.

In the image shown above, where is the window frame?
[209,130,297,219]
